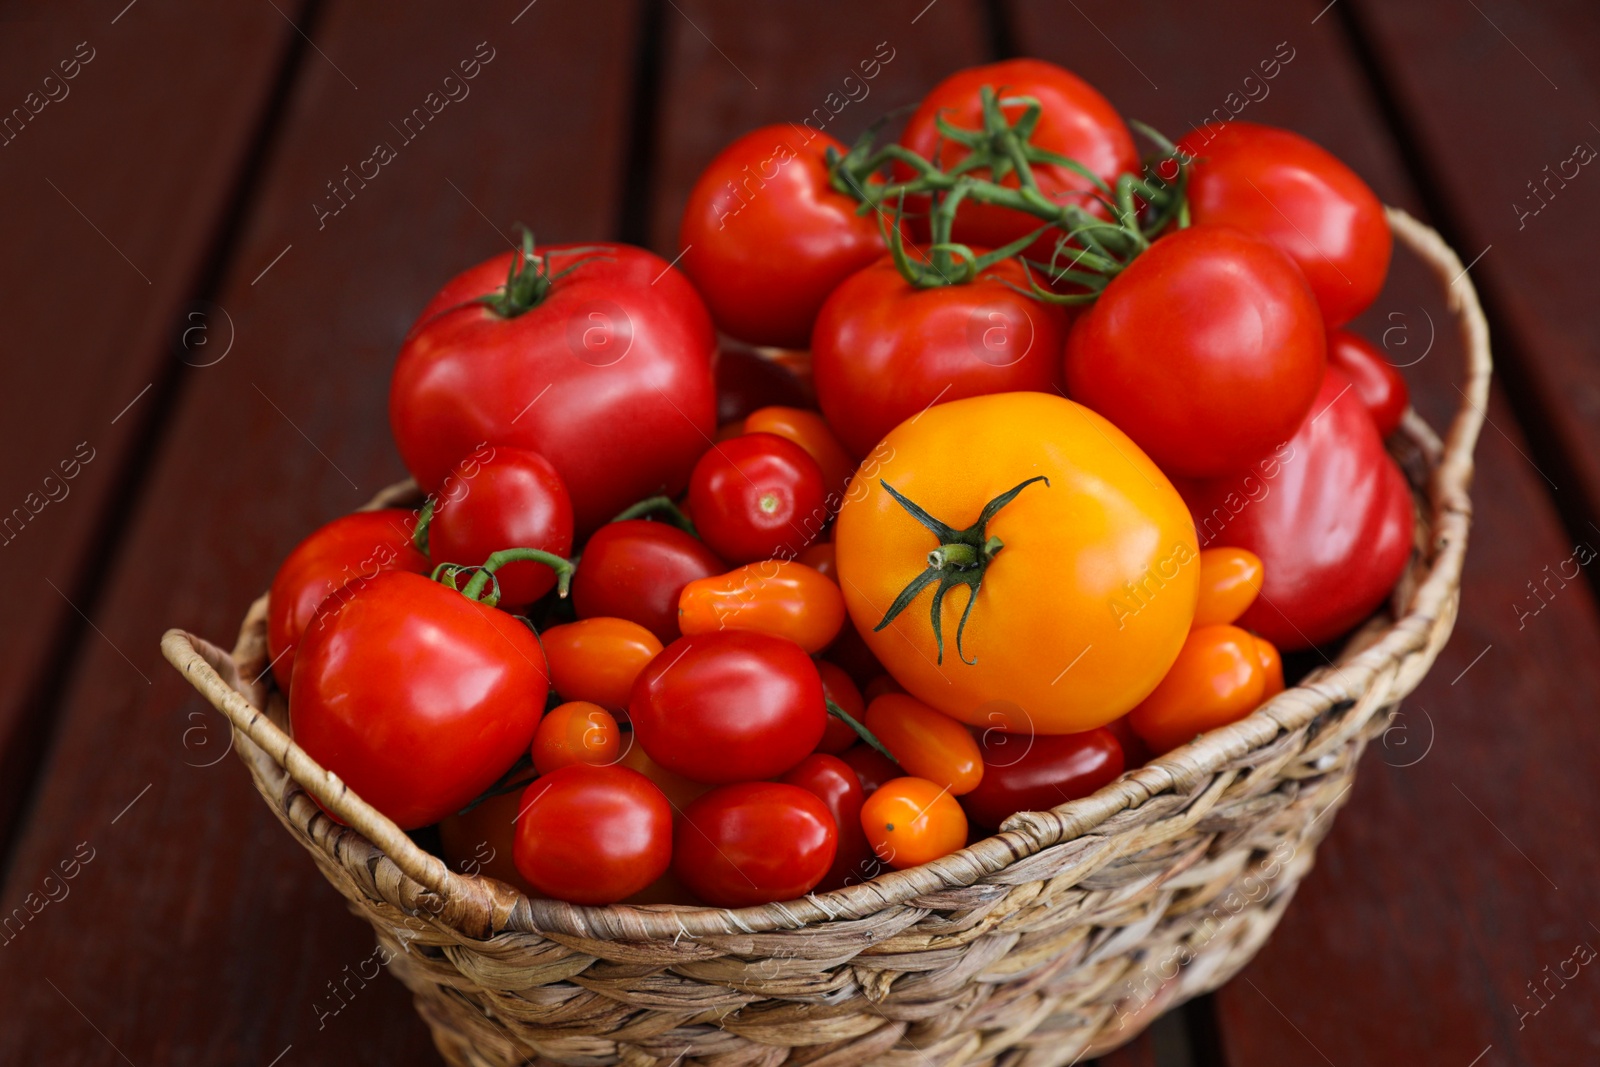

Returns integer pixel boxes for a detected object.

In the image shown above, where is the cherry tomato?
[540,617,662,711]
[513,764,672,905]
[1128,624,1268,755]
[1193,547,1265,627]
[630,630,826,783]
[1180,365,1413,649]
[743,406,857,505]
[571,519,725,643]
[687,433,827,563]
[438,788,536,895]
[816,661,866,754]
[839,744,899,797]
[1065,224,1326,479]
[863,675,905,704]
[680,127,886,349]
[864,694,983,795]
[812,255,1069,458]
[822,615,886,687]
[531,701,620,774]
[1327,328,1409,437]
[674,782,837,906]
[267,509,429,691]
[896,59,1138,256]
[961,728,1123,830]
[390,242,715,534]
[290,572,548,829]
[798,542,838,582]
[781,754,871,892]
[861,777,968,871]
[678,560,845,653]
[715,344,811,425]
[1256,636,1286,698]
[1177,122,1391,328]
[426,446,574,609]
[617,733,710,810]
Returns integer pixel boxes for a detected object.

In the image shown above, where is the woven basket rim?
[162,206,1488,942]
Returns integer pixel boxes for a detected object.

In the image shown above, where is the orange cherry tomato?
[1128,624,1267,755]
[861,776,968,869]
[798,542,838,582]
[678,560,846,653]
[816,660,866,754]
[1255,635,1285,698]
[1193,547,1265,627]
[618,732,711,810]
[744,405,856,504]
[531,701,621,774]
[864,693,983,795]
[541,617,663,712]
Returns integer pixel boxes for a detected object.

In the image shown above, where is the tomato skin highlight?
[1193,547,1265,627]
[1065,224,1327,479]
[674,782,837,907]
[781,754,871,891]
[679,127,887,349]
[815,661,866,754]
[390,242,716,533]
[513,764,672,905]
[813,255,1069,459]
[531,701,621,775]
[1128,624,1268,755]
[267,509,428,691]
[571,520,726,643]
[289,571,548,830]
[864,693,984,796]
[1178,121,1391,328]
[426,446,574,609]
[629,630,827,784]
[961,728,1124,830]
[1181,365,1414,649]
[688,433,828,564]
[1327,328,1409,437]
[861,777,968,870]
[540,616,663,711]
[678,560,845,653]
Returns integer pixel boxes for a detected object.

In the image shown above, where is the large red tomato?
[897,58,1138,255]
[267,509,428,691]
[679,126,886,348]
[1177,122,1391,328]
[289,571,549,829]
[812,255,1069,458]
[389,242,716,533]
[1179,365,1414,649]
[1065,224,1326,479]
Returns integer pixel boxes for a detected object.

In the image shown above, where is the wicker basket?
[163,208,1487,1067]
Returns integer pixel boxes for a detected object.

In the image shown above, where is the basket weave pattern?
[163,209,1488,1067]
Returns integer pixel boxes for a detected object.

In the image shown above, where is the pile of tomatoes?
[264,58,1414,908]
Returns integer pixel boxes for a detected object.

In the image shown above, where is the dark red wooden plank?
[1348,0,1600,535]
[1006,1,1600,1064]
[0,2,636,1063]
[0,0,294,851]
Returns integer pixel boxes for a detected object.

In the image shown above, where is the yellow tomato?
[834,392,1198,734]
[1193,547,1264,627]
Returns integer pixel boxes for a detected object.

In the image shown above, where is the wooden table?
[2,2,1596,1064]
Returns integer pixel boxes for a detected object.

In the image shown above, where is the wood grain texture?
[1005,1,1600,1064]
[0,0,294,857]
[0,2,635,1063]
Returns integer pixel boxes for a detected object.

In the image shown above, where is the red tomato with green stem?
[571,520,725,643]
[629,630,827,783]
[289,570,550,830]
[961,728,1123,830]
[1176,121,1391,328]
[674,782,837,906]
[267,509,429,691]
[513,764,672,905]
[1327,328,1409,437]
[687,433,828,563]
[1065,224,1326,478]
[813,254,1069,458]
[896,58,1139,256]
[389,238,716,533]
[680,126,887,349]
[423,446,573,610]
[781,754,871,891]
